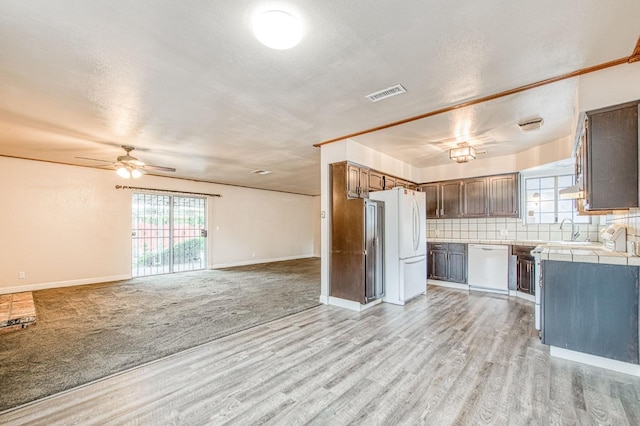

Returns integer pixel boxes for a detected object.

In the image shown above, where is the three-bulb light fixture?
[116,165,143,179]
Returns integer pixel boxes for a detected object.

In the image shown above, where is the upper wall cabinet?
[463,177,488,217]
[337,161,417,199]
[420,173,519,219]
[369,170,384,192]
[346,163,370,198]
[488,174,519,217]
[579,100,639,211]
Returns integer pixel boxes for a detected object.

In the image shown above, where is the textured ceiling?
[1,1,639,195]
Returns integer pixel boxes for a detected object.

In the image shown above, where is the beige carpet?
[0,257,320,412]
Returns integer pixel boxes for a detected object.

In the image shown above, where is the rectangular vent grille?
[365,84,406,102]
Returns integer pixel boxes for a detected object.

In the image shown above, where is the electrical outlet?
[18,272,26,279]
[435,229,440,237]
[499,229,508,237]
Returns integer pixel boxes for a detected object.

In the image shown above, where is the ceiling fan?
[76,145,176,178]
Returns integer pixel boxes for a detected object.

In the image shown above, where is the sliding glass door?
[131,193,207,277]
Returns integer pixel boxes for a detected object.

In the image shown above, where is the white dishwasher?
[468,244,509,294]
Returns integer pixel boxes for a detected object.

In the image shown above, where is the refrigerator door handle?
[412,199,420,252]
[404,256,425,265]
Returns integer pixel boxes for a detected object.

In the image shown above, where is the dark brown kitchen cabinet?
[463,177,488,217]
[428,243,448,280]
[420,173,518,219]
[580,100,639,211]
[330,162,383,304]
[384,176,397,189]
[395,179,411,189]
[420,181,462,219]
[346,163,369,198]
[421,183,440,218]
[440,181,462,218]
[427,242,467,284]
[542,261,639,364]
[369,170,384,191]
[488,173,519,217]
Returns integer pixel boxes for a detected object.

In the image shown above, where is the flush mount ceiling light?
[449,144,477,163]
[253,10,302,50]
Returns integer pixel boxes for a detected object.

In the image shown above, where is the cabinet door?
[440,181,462,218]
[384,176,397,190]
[488,174,519,217]
[395,179,408,189]
[359,167,370,198]
[517,258,534,294]
[369,170,384,192]
[346,164,361,198]
[447,251,467,283]
[407,183,417,191]
[585,102,639,210]
[463,177,487,217]
[542,261,639,364]
[428,244,448,280]
[420,184,439,218]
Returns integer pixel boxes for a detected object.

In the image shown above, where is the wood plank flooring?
[1,286,639,425]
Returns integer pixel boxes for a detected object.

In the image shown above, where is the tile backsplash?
[427,217,602,242]
[605,208,640,245]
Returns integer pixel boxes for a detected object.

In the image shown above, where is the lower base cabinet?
[428,243,467,284]
[542,260,639,364]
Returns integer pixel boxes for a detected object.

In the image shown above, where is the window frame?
[521,172,591,225]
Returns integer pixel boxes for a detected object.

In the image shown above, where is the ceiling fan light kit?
[449,145,477,163]
[76,145,176,178]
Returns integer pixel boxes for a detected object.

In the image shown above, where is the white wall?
[312,195,321,256]
[0,156,316,293]
[578,61,640,111]
[418,136,573,183]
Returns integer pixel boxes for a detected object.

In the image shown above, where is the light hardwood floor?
[2,286,639,425]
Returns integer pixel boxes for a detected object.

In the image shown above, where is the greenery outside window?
[524,175,590,224]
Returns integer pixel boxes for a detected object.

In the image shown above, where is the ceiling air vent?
[518,117,544,132]
[365,84,407,102]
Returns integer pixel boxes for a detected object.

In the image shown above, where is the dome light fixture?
[253,10,302,50]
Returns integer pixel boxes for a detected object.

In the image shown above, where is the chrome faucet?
[559,218,580,241]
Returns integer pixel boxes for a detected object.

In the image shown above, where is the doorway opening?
[131,193,207,277]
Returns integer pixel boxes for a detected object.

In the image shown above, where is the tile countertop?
[428,238,640,266]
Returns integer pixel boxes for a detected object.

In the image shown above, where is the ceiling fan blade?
[142,164,176,172]
[75,156,114,164]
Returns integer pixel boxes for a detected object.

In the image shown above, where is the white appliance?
[468,244,509,294]
[370,187,427,305]
[600,224,626,252]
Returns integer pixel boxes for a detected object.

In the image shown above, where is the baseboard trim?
[328,296,382,312]
[209,254,314,269]
[318,294,329,305]
[550,346,640,377]
[515,291,535,303]
[427,279,469,291]
[0,274,132,294]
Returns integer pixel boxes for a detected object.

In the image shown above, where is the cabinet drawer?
[429,243,447,251]
[448,243,467,253]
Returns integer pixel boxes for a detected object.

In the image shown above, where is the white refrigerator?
[370,187,427,305]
